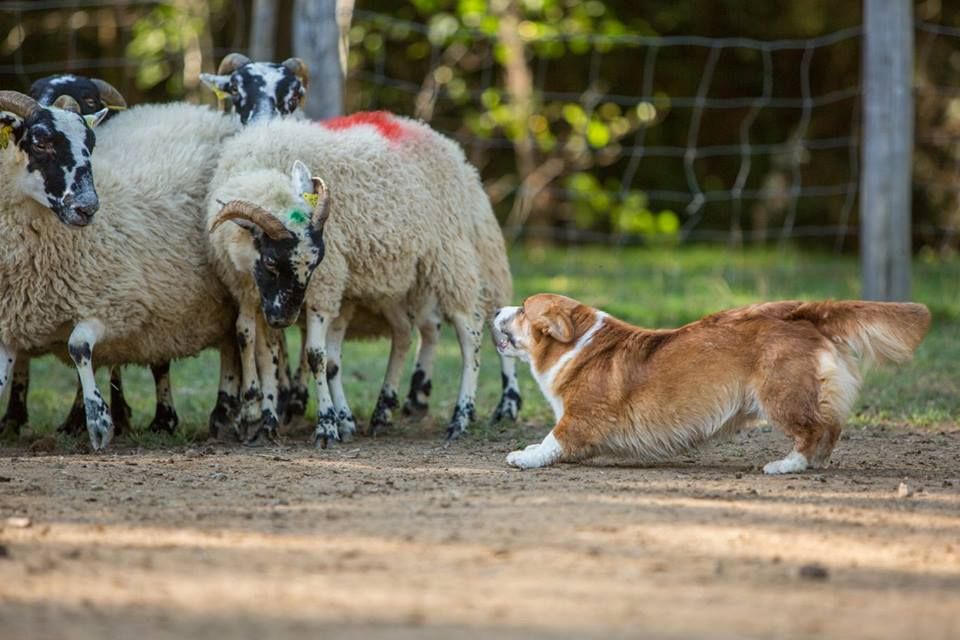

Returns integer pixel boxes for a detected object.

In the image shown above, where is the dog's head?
[493,293,597,364]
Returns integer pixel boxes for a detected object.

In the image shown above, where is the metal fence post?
[860,0,913,301]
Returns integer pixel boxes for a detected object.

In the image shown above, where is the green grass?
[8,246,960,443]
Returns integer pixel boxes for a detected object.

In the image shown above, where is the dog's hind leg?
[810,421,842,469]
[756,352,825,475]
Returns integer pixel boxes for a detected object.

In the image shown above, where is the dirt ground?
[0,420,959,640]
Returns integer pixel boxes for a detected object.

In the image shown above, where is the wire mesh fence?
[2,1,960,251]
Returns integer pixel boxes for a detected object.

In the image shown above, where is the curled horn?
[210,200,293,240]
[310,177,330,227]
[0,91,40,119]
[282,57,310,89]
[218,52,252,75]
[53,95,82,114]
[91,78,127,110]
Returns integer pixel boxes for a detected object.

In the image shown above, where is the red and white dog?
[494,294,930,473]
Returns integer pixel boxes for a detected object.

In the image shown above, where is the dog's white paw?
[506,432,564,470]
[763,451,809,475]
[506,448,532,469]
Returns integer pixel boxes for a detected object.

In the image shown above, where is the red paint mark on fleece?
[320,111,409,142]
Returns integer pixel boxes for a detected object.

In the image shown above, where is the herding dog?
[494,294,930,473]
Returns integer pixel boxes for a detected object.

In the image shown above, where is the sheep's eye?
[32,139,53,153]
[83,97,98,107]
[261,256,278,272]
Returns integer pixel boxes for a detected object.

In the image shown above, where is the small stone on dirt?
[0,544,9,558]
[897,482,913,498]
[798,563,829,580]
[5,516,31,529]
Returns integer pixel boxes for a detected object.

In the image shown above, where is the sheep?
[0,91,242,450]
[201,53,522,431]
[206,115,513,446]
[1,75,187,438]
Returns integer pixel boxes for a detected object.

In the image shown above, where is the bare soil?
[1,421,959,640]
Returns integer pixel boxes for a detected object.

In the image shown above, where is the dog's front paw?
[506,448,533,469]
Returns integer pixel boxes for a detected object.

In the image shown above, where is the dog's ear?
[533,307,575,343]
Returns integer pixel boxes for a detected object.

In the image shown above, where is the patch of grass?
[7,246,960,446]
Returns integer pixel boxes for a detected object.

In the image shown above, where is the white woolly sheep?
[1,75,187,438]
[206,115,515,446]
[201,55,522,433]
[0,92,242,449]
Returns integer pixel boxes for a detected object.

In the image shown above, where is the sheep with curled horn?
[202,54,522,434]
[0,89,243,450]
[200,52,310,125]
[2,76,189,441]
[206,113,519,449]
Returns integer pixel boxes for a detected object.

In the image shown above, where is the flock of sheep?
[0,54,522,451]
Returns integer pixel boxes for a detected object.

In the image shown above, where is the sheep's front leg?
[148,362,179,434]
[208,341,241,439]
[403,309,441,418]
[275,330,293,424]
[246,322,281,445]
[1,356,29,435]
[68,320,112,451]
[306,308,339,449]
[286,325,310,421]
[0,345,19,435]
[369,305,413,436]
[327,307,357,442]
[446,311,483,440]
[236,301,263,441]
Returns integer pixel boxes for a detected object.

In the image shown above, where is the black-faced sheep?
[0,91,241,449]
[1,75,186,439]
[207,115,514,446]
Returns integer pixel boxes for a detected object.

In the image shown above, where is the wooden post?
[250,0,277,61]
[293,0,343,120]
[860,0,913,301]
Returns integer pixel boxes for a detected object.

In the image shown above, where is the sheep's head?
[210,161,330,328]
[0,90,108,226]
[200,53,308,125]
[30,74,127,121]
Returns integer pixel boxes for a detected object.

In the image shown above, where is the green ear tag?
[288,209,309,226]
[302,192,319,208]
[0,125,12,150]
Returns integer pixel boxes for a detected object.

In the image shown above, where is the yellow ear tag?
[302,192,320,208]
[83,114,99,128]
[0,125,12,150]
[212,87,229,101]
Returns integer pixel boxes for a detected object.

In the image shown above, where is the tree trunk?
[293,0,344,120]
[250,0,277,61]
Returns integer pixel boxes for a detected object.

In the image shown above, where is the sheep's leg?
[68,320,112,451]
[286,325,310,421]
[108,366,131,436]
[306,308,339,449]
[327,306,357,442]
[246,323,281,446]
[148,362,179,434]
[275,330,293,424]
[446,311,483,440]
[369,306,413,436]
[492,349,522,423]
[1,356,29,435]
[0,345,18,435]
[208,341,241,439]
[57,379,86,435]
[236,301,263,442]
[403,309,441,419]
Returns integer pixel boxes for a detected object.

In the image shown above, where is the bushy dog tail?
[783,300,931,367]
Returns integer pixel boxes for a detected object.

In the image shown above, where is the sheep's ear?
[200,73,232,100]
[290,160,314,196]
[84,107,109,129]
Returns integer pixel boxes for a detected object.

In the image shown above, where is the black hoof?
[402,398,429,419]
[148,403,179,435]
